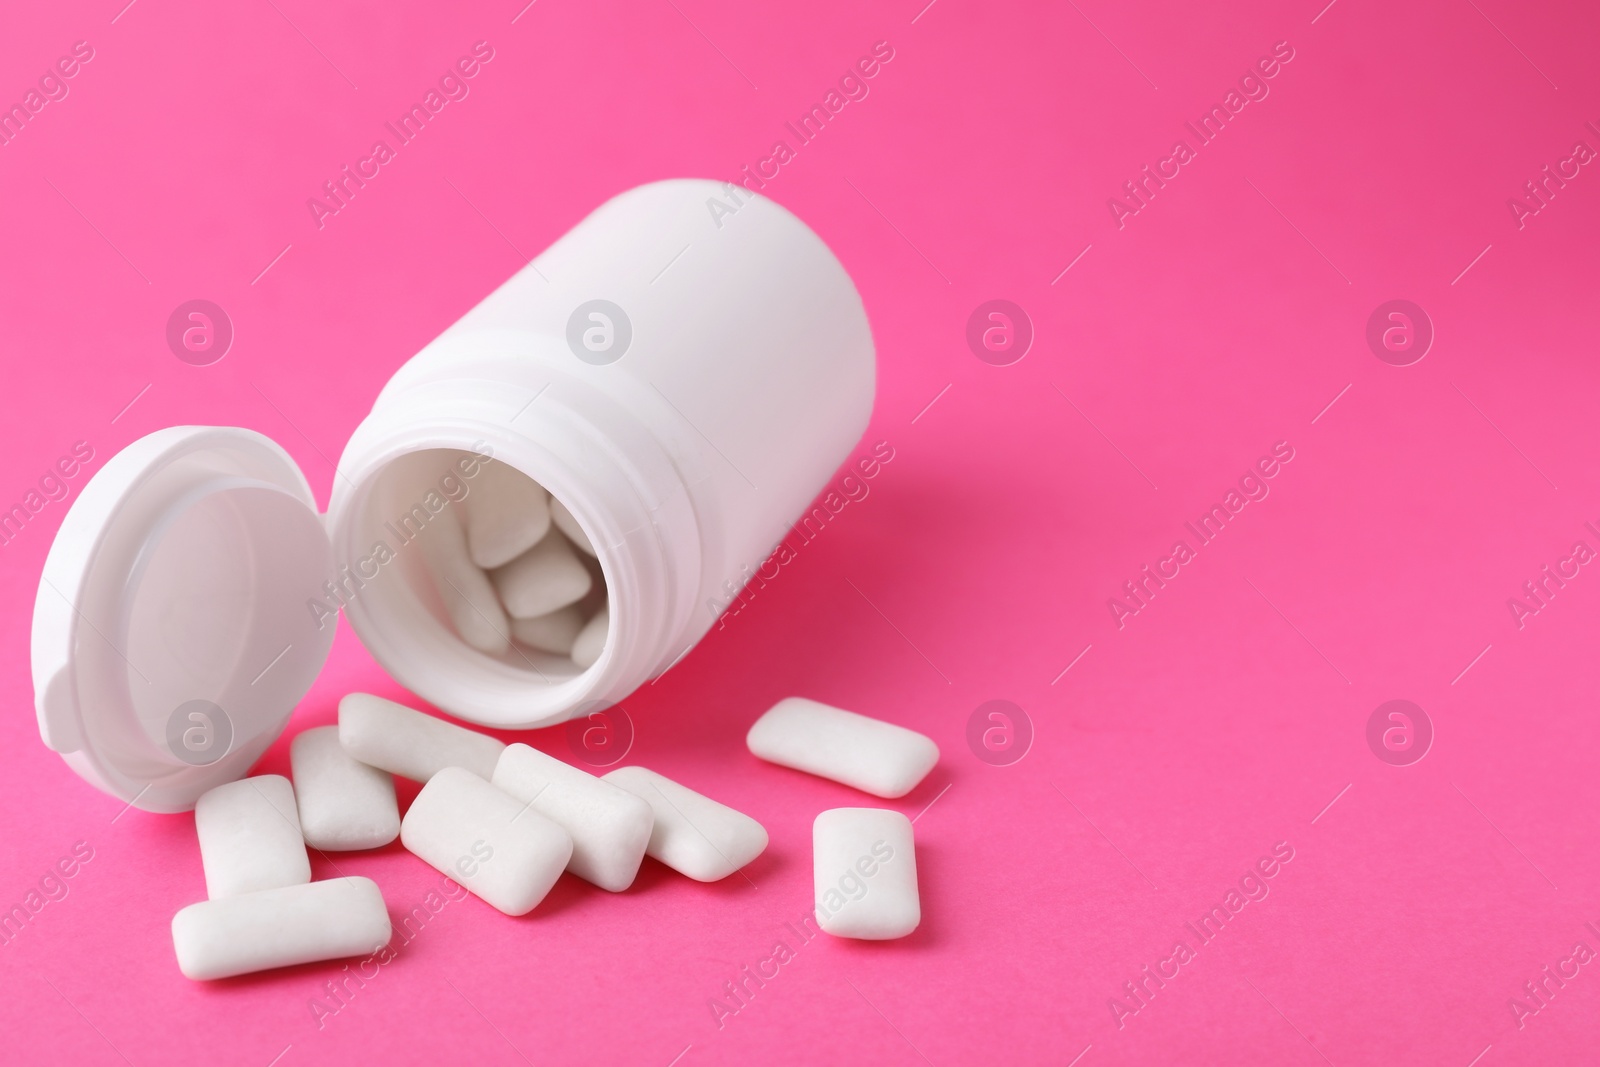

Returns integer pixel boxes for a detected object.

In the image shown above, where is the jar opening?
[336,447,614,726]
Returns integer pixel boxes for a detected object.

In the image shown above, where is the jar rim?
[328,364,700,729]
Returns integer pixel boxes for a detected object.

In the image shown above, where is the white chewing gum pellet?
[420,503,511,655]
[172,876,391,980]
[550,496,596,556]
[491,529,593,619]
[194,775,311,899]
[290,726,400,851]
[510,605,585,655]
[746,698,940,799]
[466,461,552,570]
[338,692,504,783]
[570,606,608,669]
[602,766,767,882]
[492,744,653,892]
[400,767,572,916]
[813,808,919,940]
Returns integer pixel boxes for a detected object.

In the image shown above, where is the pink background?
[3,0,1599,1063]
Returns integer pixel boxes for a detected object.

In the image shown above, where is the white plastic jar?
[32,179,876,810]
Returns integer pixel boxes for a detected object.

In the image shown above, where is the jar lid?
[31,427,336,812]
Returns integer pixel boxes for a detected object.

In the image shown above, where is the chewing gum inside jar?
[344,450,608,681]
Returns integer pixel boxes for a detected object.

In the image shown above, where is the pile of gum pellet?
[426,459,609,667]
[170,695,940,979]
